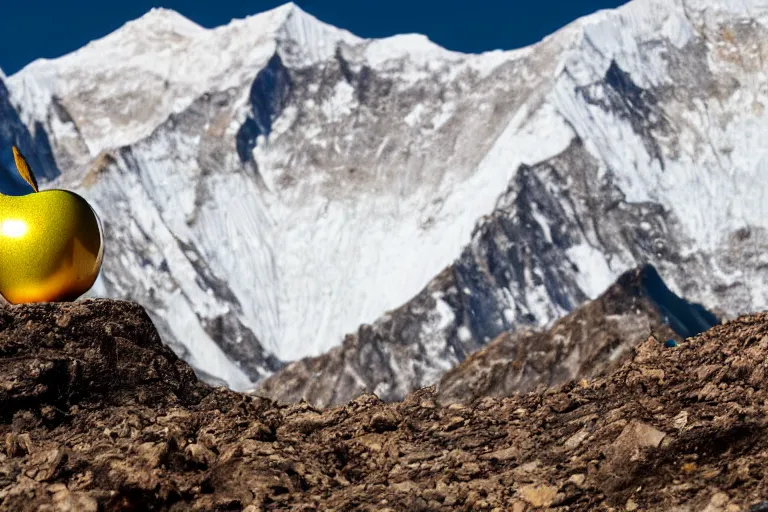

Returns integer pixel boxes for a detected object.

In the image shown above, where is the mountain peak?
[271,2,361,64]
[111,7,206,44]
[131,7,201,28]
[271,1,301,15]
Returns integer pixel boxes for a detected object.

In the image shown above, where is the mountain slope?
[256,257,717,407]
[2,0,768,392]
[436,264,718,404]
[260,0,768,403]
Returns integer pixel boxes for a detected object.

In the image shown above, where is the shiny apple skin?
[0,189,103,303]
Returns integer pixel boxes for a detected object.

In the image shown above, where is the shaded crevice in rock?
[0,79,61,193]
[235,53,293,164]
[201,312,284,380]
[334,47,356,85]
[577,60,670,169]
[640,264,719,339]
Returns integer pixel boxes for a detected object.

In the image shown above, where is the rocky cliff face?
[258,264,719,406]
[436,264,718,404]
[2,300,768,511]
[2,0,768,396]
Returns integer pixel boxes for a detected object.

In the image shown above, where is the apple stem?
[11,146,39,193]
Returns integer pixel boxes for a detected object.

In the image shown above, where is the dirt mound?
[1,299,767,511]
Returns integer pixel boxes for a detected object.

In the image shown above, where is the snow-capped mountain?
[259,0,768,403]
[1,0,768,393]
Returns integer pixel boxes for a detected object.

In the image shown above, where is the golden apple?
[0,147,103,303]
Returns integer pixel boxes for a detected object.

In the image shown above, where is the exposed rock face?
[437,264,718,403]
[0,300,205,418]
[258,262,717,407]
[2,299,768,511]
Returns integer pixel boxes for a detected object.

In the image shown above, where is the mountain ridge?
[435,264,718,405]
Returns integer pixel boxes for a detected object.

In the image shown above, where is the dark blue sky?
[0,1,628,75]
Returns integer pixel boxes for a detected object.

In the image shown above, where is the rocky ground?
[2,299,768,511]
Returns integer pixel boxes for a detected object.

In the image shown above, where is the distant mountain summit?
[0,0,766,395]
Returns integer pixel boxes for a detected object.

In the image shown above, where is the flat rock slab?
[1,299,768,511]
